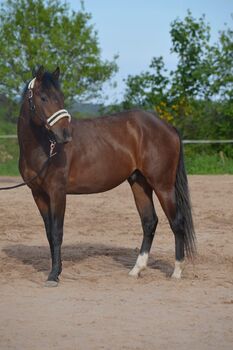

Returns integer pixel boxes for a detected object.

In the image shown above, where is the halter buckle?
[28,89,33,99]
[49,140,57,157]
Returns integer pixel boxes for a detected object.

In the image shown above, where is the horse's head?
[27,66,72,144]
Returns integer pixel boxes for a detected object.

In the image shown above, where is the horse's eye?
[41,95,47,102]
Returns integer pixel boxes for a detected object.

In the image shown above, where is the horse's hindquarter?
[66,114,140,194]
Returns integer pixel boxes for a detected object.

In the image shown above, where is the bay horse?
[18,66,196,287]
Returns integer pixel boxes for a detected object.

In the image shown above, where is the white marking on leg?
[129,252,149,277]
[172,260,183,279]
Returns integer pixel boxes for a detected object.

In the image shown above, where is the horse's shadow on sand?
[3,243,173,277]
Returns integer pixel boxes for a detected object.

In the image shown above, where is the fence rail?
[183,140,233,144]
[0,135,18,139]
[0,134,233,144]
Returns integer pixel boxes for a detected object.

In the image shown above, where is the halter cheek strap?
[28,77,36,89]
[28,78,36,112]
[28,78,71,127]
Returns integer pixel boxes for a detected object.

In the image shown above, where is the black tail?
[175,132,196,259]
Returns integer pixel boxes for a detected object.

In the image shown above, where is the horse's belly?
[67,177,126,194]
[66,159,134,194]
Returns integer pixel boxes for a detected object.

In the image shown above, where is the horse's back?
[72,109,177,145]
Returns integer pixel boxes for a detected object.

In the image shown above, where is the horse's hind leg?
[128,172,158,277]
[155,188,185,278]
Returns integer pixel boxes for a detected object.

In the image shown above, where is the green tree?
[166,12,212,134]
[169,10,212,100]
[210,24,233,100]
[122,56,169,110]
[0,0,118,105]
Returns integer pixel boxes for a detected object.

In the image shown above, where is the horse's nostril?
[63,128,72,142]
[63,128,68,138]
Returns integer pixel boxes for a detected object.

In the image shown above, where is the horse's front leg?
[32,189,54,261]
[32,188,66,287]
[46,189,66,286]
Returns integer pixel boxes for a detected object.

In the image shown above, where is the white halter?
[28,78,71,127]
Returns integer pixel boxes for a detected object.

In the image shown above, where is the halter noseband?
[28,78,71,127]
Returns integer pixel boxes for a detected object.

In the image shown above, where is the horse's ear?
[36,66,45,81]
[32,67,37,78]
[52,67,60,80]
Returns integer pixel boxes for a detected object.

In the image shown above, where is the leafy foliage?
[169,10,212,99]
[0,0,118,105]
[209,24,233,100]
[123,57,169,109]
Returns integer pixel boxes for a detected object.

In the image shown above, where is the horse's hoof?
[44,280,59,287]
[171,272,182,279]
[171,261,183,279]
[128,269,140,278]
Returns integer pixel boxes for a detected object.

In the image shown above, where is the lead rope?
[0,141,57,191]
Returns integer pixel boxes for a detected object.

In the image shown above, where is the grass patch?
[0,138,20,176]
[185,153,233,174]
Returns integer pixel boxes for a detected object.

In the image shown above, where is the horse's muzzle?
[52,127,72,144]
[62,128,72,143]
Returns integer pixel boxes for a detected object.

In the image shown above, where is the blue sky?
[69,0,232,103]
